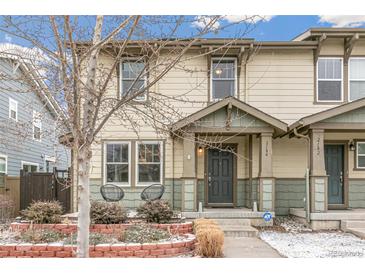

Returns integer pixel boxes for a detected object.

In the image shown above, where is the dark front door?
[325,144,344,205]
[207,148,234,205]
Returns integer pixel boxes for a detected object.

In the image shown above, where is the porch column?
[258,132,275,212]
[309,129,328,213]
[181,132,197,211]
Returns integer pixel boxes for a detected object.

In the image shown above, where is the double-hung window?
[120,60,147,101]
[317,58,343,102]
[9,98,18,121]
[104,142,130,185]
[211,58,237,100]
[349,58,365,101]
[356,142,365,169]
[0,155,7,187]
[136,141,163,186]
[33,111,42,141]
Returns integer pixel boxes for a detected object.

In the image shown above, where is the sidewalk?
[223,236,283,258]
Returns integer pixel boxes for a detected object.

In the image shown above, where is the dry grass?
[194,218,224,258]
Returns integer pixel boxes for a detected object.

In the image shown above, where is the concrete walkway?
[223,236,283,258]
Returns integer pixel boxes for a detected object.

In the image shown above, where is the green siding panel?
[275,179,305,216]
[349,180,365,208]
[323,107,365,123]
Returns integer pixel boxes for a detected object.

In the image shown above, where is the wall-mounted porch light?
[198,146,203,153]
[349,140,355,151]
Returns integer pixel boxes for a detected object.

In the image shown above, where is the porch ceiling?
[170,96,288,136]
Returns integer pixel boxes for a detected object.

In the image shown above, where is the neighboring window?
[0,155,7,187]
[136,141,163,186]
[22,161,39,172]
[9,98,18,121]
[349,58,365,101]
[104,142,130,185]
[317,58,343,102]
[356,142,365,169]
[211,58,236,100]
[45,156,56,172]
[33,111,42,141]
[120,60,147,101]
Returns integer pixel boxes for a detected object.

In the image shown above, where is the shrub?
[123,224,170,243]
[136,200,173,224]
[65,232,115,245]
[22,201,63,224]
[194,218,224,258]
[90,200,127,224]
[19,229,65,244]
[0,194,15,223]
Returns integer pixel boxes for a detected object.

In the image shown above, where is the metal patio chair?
[140,184,165,201]
[100,184,125,202]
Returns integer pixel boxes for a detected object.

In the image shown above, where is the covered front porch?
[170,97,288,215]
[288,97,365,229]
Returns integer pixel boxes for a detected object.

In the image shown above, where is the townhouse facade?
[87,28,365,228]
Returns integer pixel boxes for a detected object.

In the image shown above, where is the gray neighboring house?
[0,54,70,189]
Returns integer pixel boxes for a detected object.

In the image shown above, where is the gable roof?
[170,96,288,134]
[289,97,365,131]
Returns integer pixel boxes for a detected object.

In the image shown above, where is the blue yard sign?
[263,211,272,222]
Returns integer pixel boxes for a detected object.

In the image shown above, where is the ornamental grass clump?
[136,200,173,224]
[22,201,63,224]
[0,194,15,223]
[90,200,127,224]
[194,218,224,258]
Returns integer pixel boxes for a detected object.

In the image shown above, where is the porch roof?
[170,96,288,135]
[289,97,365,131]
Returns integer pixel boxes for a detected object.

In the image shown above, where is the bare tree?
[0,15,261,257]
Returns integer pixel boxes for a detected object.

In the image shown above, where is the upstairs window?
[104,142,130,186]
[9,98,18,121]
[211,58,237,100]
[356,142,365,169]
[317,58,343,102]
[120,60,147,101]
[349,58,365,101]
[33,111,42,141]
[136,141,162,186]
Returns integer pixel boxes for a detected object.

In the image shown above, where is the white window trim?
[136,141,163,186]
[32,110,42,142]
[103,141,131,186]
[0,154,8,174]
[356,141,365,169]
[8,97,18,121]
[21,161,39,172]
[120,59,147,102]
[210,57,238,101]
[316,57,343,103]
[348,57,365,102]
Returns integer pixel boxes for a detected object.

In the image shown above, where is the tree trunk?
[76,146,91,258]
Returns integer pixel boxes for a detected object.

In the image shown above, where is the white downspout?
[293,127,311,224]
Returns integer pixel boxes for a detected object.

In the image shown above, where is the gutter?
[293,127,311,224]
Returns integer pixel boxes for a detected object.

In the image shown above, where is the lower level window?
[22,162,39,172]
[356,142,365,169]
[0,155,7,187]
[137,141,162,185]
[105,142,130,185]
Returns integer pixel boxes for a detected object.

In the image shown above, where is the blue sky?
[1,15,365,45]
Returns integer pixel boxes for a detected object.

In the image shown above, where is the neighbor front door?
[207,148,234,205]
[325,144,344,205]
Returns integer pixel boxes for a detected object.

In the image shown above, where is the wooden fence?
[20,168,71,213]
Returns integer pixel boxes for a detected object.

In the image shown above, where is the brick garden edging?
[10,222,193,235]
[0,234,196,258]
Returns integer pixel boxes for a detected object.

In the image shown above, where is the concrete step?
[213,218,251,226]
[341,220,365,230]
[346,228,365,239]
[221,225,258,237]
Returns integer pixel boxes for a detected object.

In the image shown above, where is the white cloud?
[224,15,274,24]
[4,34,12,42]
[191,16,220,30]
[318,15,365,27]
